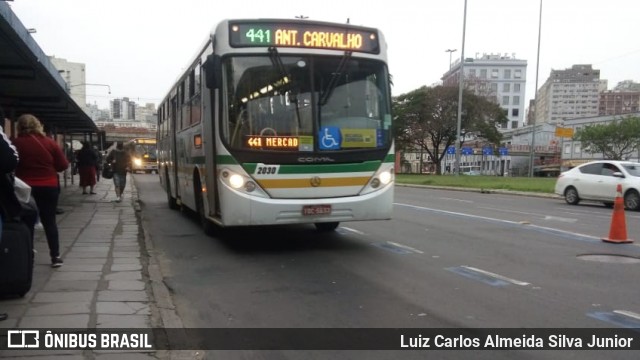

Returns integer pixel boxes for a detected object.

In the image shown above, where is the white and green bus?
[157,18,394,234]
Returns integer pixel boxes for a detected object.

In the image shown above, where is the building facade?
[442,53,527,130]
[533,64,607,125]
[49,56,86,109]
[561,112,640,166]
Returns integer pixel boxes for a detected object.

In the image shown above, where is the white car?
[554,160,640,210]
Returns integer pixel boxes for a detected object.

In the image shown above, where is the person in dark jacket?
[13,114,69,268]
[76,141,98,194]
[0,107,19,321]
[105,142,130,203]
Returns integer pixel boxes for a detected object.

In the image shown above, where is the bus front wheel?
[315,222,339,232]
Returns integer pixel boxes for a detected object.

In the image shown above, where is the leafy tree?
[573,116,640,160]
[393,85,507,174]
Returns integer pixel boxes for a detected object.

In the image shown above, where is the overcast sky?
[9,0,640,111]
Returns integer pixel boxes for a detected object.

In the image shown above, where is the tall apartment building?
[599,80,640,116]
[533,64,607,125]
[49,56,86,109]
[110,97,137,121]
[442,53,527,130]
[135,103,157,123]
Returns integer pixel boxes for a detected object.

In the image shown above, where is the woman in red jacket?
[13,114,69,268]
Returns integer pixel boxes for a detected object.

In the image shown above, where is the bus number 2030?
[255,165,279,175]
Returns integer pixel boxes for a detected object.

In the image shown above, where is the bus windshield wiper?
[268,47,302,132]
[319,51,352,106]
[268,47,293,93]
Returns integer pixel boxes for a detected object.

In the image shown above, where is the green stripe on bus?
[384,153,395,163]
[242,161,382,174]
[216,155,239,165]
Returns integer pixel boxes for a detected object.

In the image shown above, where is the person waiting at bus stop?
[76,141,98,194]
[12,114,69,268]
[105,142,130,203]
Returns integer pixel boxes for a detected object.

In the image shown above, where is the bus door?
[170,95,179,200]
[203,68,220,217]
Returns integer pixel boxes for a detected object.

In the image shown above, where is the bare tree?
[393,85,507,174]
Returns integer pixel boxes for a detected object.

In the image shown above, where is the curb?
[131,178,204,360]
[395,183,562,199]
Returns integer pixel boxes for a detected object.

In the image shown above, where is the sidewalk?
[0,175,187,359]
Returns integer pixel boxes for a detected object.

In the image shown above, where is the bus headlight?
[379,170,392,185]
[360,166,394,195]
[220,167,269,198]
[229,174,244,189]
[133,158,142,166]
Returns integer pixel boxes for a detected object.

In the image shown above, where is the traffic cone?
[602,184,633,244]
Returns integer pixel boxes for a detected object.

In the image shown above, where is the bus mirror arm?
[205,54,222,89]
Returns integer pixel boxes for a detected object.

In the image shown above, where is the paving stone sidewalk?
[0,176,193,359]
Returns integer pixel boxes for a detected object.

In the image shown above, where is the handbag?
[13,176,31,204]
[101,162,114,179]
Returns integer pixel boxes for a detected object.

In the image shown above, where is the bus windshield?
[134,143,157,161]
[223,55,391,152]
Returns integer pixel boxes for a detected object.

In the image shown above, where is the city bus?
[123,138,158,173]
[157,18,394,234]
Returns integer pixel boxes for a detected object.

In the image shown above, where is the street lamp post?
[528,0,543,177]
[455,0,468,176]
[445,49,457,70]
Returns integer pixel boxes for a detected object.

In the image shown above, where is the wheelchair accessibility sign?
[319,127,341,150]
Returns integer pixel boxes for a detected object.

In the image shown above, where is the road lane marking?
[446,266,509,287]
[588,311,640,329]
[439,197,474,203]
[339,227,366,235]
[387,241,424,254]
[543,215,578,223]
[460,266,530,286]
[478,206,578,223]
[373,242,414,254]
[478,206,544,217]
[394,202,606,243]
[614,310,640,321]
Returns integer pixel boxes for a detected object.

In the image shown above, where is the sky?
[8,0,640,111]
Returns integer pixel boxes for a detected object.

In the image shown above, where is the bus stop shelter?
[0,2,97,136]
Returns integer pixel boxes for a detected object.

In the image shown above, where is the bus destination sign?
[246,135,300,150]
[229,21,379,54]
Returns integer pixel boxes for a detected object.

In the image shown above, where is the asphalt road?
[134,175,640,359]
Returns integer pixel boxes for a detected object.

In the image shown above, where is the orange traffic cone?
[602,184,633,244]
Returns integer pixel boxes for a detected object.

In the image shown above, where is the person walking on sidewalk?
[105,141,130,203]
[76,141,98,194]
[12,114,69,268]
[93,145,103,182]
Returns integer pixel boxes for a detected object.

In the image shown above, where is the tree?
[573,116,640,160]
[393,85,507,174]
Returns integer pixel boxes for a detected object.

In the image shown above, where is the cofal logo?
[298,157,335,163]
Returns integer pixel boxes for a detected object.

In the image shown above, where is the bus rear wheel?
[315,222,339,232]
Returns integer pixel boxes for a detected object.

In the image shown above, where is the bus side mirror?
[205,54,222,89]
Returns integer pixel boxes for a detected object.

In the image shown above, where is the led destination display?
[230,21,380,53]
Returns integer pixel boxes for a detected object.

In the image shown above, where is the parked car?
[554,160,640,210]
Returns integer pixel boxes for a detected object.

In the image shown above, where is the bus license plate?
[302,204,332,216]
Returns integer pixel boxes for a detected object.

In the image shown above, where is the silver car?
[554,160,640,210]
